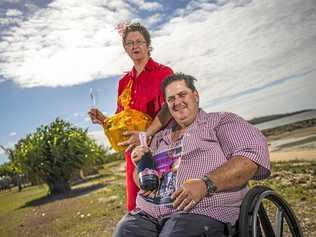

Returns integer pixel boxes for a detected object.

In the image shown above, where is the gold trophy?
[101,81,152,152]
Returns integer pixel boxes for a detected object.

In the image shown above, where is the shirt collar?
[129,58,157,78]
[144,58,157,71]
[194,109,209,125]
[157,109,208,145]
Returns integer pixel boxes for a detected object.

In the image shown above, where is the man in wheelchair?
[113,73,271,237]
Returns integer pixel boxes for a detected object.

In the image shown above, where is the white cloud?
[24,2,41,13]
[209,71,316,119]
[146,13,162,26]
[88,129,111,149]
[152,0,316,118]
[1,0,21,3]
[0,0,315,119]
[9,132,16,137]
[6,9,23,17]
[0,0,136,87]
[0,9,23,26]
[129,0,162,11]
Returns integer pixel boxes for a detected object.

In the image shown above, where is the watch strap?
[201,175,217,194]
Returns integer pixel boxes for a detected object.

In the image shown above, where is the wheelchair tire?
[238,185,304,237]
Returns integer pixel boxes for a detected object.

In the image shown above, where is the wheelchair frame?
[228,185,304,237]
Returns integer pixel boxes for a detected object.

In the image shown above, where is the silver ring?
[190,200,196,205]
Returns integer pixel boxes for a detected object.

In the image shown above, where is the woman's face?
[124,31,150,62]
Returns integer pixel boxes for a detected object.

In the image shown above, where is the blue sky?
[1,0,316,163]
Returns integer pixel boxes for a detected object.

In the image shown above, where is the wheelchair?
[227,185,304,237]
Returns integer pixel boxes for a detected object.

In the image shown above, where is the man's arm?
[206,155,258,192]
[172,156,259,211]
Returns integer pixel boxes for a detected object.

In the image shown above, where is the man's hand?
[130,145,151,166]
[117,131,140,152]
[118,131,151,152]
[88,108,107,125]
[141,189,157,198]
[171,179,208,212]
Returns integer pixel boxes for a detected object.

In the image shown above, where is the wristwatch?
[201,175,217,195]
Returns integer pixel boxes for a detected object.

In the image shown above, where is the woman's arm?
[145,104,171,137]
[118,104,171,151]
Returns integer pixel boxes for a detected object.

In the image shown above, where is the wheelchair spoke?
[275,208,284,237]
[238,186,303,237]
[258,203,275,237]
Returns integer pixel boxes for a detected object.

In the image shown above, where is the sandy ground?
[270,149,316,162]
[267,126,316,162]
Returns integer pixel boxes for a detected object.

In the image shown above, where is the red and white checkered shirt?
[135,109,271,224]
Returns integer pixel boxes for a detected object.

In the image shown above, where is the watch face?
[203,176,216,193]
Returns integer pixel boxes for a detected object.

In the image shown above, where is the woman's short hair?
[122,23,151,47]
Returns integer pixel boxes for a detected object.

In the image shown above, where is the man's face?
[165,80,199,127]
[124,31,149,62]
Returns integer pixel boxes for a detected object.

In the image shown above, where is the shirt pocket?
[181,127,219,159]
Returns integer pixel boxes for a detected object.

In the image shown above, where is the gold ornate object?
[102,80,152,152]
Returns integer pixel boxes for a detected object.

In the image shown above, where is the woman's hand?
[88,108,107,125]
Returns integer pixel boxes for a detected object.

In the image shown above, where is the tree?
[11,118,107,195]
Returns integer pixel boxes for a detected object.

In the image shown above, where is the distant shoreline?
[262,118,316,138]
[248,109,316,125]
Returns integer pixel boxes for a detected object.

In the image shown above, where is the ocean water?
[255,111,316,130]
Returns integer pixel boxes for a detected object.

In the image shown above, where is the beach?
[265,122,316,162]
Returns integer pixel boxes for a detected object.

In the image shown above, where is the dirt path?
[270,149,316,162]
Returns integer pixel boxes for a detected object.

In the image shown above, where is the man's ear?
[194,91,199,104]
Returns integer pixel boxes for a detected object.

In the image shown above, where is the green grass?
[0,162,126,237]
[250,161,316,236]
[0,160,315,237]
[0,185,48,214]
[0,185,48,237]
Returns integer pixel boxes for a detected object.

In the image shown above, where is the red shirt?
[116,58,173,211]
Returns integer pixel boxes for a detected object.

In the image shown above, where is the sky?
[0,0,316,163]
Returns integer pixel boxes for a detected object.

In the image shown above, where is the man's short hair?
[161,73,197,95]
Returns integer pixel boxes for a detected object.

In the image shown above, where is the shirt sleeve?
[215,112,271,180]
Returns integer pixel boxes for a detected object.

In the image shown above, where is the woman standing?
[88,23,173,211]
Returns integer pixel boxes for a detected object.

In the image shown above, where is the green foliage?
[99,152,124,164]
[10,118,108,195]
[0,162,16,177]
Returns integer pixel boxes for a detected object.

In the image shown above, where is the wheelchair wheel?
[238,186,304,237]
